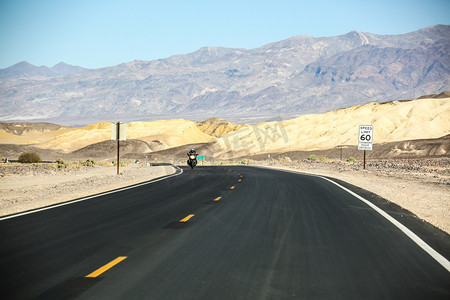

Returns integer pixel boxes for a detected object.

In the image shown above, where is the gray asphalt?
[0,166,449,299]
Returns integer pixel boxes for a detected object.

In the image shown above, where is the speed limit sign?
[358,125,373,150]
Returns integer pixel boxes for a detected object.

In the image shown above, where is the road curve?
[0,166,449,299]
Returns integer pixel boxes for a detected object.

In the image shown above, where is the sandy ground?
[252,160,449,234]
[0,164,175,217]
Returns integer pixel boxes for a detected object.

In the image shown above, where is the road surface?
[0,166,449,299]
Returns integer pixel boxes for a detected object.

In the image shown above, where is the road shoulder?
[0,164,176,217]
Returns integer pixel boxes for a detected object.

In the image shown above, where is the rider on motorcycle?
[187,148,197,158]
[187,148,198,169]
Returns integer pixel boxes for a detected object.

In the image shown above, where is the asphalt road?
[0,166,449,299]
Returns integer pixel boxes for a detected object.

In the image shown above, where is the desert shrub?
[238,159,251,165]
[307,154,319,161]
[347,157,356,162]
[18,152,41,163]
[83,158,95,167]
[278,157,292,163]
[56,158,68,168]
[47,163,58,170]
[69,161,82,169]
[319,156,328,162]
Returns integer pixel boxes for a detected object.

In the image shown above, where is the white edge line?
[320,176,450,272]
[251,165,450,272]
[0,166,183,221]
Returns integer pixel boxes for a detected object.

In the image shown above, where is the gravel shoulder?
[251,158,449,234]
[0,164,176,217]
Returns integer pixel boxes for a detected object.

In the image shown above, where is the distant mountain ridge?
[0,61,89,79]
[0,25,449,124]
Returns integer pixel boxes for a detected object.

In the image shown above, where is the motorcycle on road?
[187,153,197,169]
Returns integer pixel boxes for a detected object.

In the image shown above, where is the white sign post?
[358,125,373,169]
[111,122,126,175]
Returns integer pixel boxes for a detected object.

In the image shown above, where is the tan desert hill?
[195,118,248,138]
[0,122,70,135]
[47,120,220,152]
[0,119,218,153]
[211,96,450,158]
[243,135,450,161]
[121,96,450,161]
[0,95,449,161]
[0,127,75,146]
[71,139,153,158]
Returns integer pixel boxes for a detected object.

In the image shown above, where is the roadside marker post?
[336,145,345,161]
[111,122,126,175]
[364,149,366,169]
[358,125,373,169]
[117,122,119,175]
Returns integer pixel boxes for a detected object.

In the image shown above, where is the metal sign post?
[363,149,366,169]
[336,145,343,160]
[358,125,373,169]
[111,122,126,175]
[116,122,120,175]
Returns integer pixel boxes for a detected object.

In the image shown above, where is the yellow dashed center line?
[230,186,235,190]
[238,179,242,182]
[180,214,195,222]
[86,256,127,278]
[214,196,222,202]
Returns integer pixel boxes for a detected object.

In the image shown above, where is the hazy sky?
[0,0,449,69]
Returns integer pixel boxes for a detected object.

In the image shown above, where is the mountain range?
[0,25,449,124]
[0,61,89,80]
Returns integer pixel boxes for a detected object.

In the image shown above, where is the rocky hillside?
[0,118,243,154]
[0,25,448,123]
[0,122,70,135]
[246,135,450,161]
[195,118,247,137]
[208,95,450,158]
[0,94,448,161]
[71,139,153,158]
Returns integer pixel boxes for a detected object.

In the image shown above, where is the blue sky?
[0,0,449,69]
